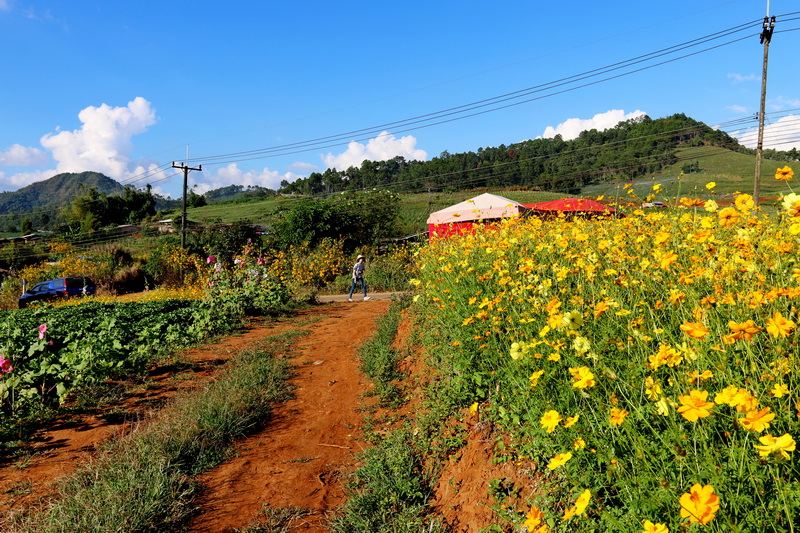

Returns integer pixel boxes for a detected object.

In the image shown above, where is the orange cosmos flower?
[522,506,549,533]
[569,366,596,389]
[609,407,629,426]
[727,319,762,341]
[766,311,796,338]
[775,165,794,181]
[680,321,709,339]
[679,483,720,525]
[677,389,714,422]
[740,406,775,432]
[717,206,739,227]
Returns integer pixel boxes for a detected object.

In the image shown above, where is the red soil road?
[188,298,389,532]
[0,298,391,531]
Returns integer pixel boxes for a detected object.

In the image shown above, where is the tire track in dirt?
[188,299,389,532]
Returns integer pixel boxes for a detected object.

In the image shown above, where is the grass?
[234,506,311,533]
[580,146,792,202]
[357,295,410,407]
[6,330,305,533]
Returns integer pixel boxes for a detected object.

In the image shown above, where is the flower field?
[413,170,799,531]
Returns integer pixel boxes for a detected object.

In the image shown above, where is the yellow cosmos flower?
[573,437,586,450]
[677,389,714,422]
[469,402,479,415]
[679,483,720,525]
[574,489,591,515]
[706,181,716,189]
[642,520,669,533]
[547,451,573,470]
[703,199,719,212]
[563,414,580,428]
[770,384,791,398]
[734,193,755,212]
[680,321,709,339]
[573,336,591,355]
[766,311,796,338]
[645,376,662,400]
[754,433,796,459]
[561,309,583,329]
[540,410,562,433]
[740,406,775,432]
[775,165,794,181]
[783,193,800,217]
[655,396,677,416]
[609,407,629,426]
[569,366,596,389]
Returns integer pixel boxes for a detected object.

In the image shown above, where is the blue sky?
[0,0,798,198]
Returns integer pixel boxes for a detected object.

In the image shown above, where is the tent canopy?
[523,198,617,214]
[427,193,526,225]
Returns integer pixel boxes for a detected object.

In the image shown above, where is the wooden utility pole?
[171,161,202,249]
[753,15,775,206]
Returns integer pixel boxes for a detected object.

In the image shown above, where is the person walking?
[348,255,370,302]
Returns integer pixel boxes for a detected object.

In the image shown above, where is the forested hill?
[0,171,124,215]
[282,113,764,195]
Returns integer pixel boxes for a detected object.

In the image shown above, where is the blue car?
[18,276,96,308]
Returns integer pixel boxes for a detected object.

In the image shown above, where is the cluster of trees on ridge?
[281,113,798,196]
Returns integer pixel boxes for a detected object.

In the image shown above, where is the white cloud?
[769,96,800,111]
[1,169,56,189]
[190,163,301,194]
[539,109,647,141]
[732,114,800,150]
[40,97,156,179]
[322,131,427,171]
[288,161,318,172]
[726,105,748,114]
[728,73,757,84]
[0,144,49,166]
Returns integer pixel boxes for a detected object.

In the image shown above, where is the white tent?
[427,193,527,237]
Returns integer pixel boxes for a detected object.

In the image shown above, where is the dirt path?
[189,299,389,532]
[1,298,391,531]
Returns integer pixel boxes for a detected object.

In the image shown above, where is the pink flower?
[207,255,216,264]
[0,356,13,374]
[38,323,47,340]
[257,257,265,265]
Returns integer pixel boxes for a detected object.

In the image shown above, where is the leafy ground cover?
[0,251,291,446]
[411,169,800,531]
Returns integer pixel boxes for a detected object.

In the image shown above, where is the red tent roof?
[523,198,617,214]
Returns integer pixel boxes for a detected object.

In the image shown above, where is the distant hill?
[0,171,124,215]
[281,113,797,196]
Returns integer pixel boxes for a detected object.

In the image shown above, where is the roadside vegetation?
[410,167,800,530]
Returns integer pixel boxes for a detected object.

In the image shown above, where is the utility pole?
[171,161,202,249]
[753,14,776,206]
